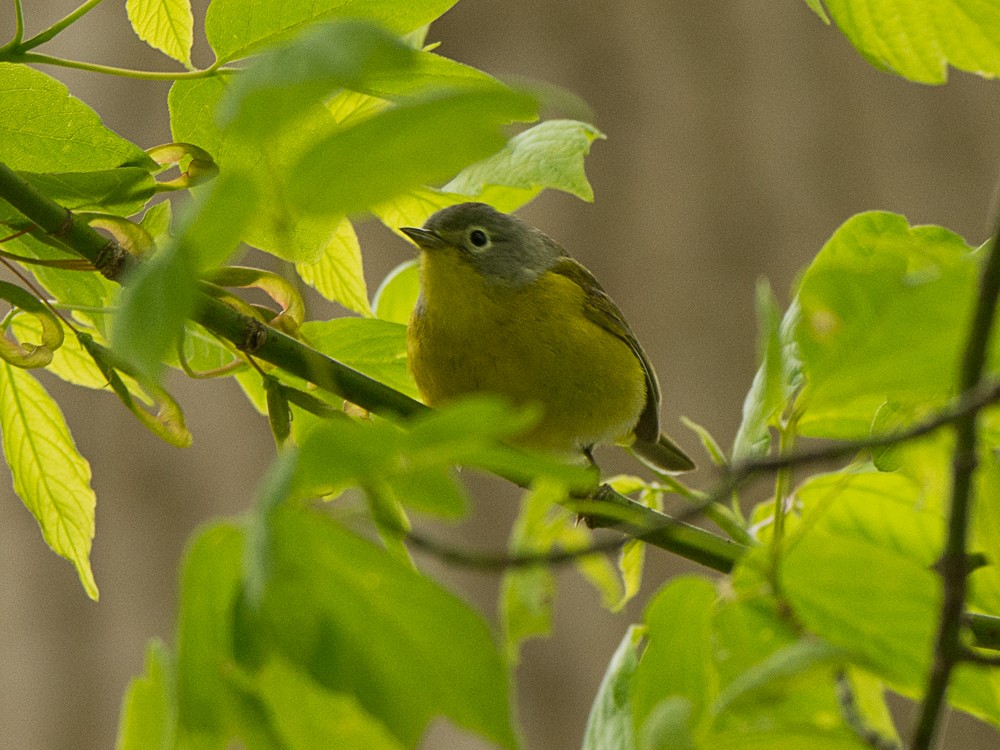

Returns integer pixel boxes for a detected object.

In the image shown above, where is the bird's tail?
[630,433,696,473]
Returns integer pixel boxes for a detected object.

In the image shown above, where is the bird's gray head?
[401,202,563,286]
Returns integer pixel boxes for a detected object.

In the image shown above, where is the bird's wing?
[550,256,661,442]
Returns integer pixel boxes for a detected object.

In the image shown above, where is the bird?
[401,202,694,474]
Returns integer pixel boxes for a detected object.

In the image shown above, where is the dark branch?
[910,213,1000,749]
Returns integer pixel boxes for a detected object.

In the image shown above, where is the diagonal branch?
[3,162,1000,660]
[0,162,742,569]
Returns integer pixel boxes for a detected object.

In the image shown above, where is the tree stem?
[909,213,1000,750]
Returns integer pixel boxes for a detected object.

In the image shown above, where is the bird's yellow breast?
[407,249,647,454]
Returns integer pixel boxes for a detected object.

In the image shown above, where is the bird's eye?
[469,228,489,249]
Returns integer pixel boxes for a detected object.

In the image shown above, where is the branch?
[910,215,1000,749]
[0,162,744,570]
[3,162,1000,659]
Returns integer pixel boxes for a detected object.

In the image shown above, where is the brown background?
[2,2,1000,748]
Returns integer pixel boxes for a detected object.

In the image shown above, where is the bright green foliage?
[288,87,537,217]
[113,171,256,378]
[793,212,979,438]
[631,577,718,741]
[295,217,372,316]
[116,639,176,750]
[0,64,154,172]
[372,259,420,324]
[300,318,416,398]
[249,504,520,748]
[732,279,798,461]
[0,361,98,599]
[126,0,195,67]
[4,169,156,221]
[444,120,606,209]
[204,0,459,63]
[286,396,593,518]
[2,2,1000,749]
[814,0,1000,83]
[581,626,643,750]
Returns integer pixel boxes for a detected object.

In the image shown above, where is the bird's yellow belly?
[407,257,646,454]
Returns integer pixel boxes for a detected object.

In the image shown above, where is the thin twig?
[17,0,104,50]
[406,529,628,571]
[909,213,1000,749]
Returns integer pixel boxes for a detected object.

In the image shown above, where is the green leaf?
[0,362,98,599]
[140,200,173,245]
[374,186,469,233]
[10,318,110,389]
[115,639,176,750]
[733,279,798,461]
[794,469,944,568]
[793,212,978,438]
[0,282,64,368]
[299,318,417,398]
[175,522,246,740]
[205,0,460,64]
[295,217,372,316]
[500,480,564,660]
[820,0,1000,83]
[372,259,420,324]
[443,119,605,210]
[4,169,157,221]
[632,576,717,738]
[639,697,697,750]
[782,530,938,688]
[0,64,153,172]
[254,504,519,749]
[713,639,847,716]
[219,21,418,136]
[581,625,643,750]
[253,658,407,750]
[802,0,831,23]
[3,232,116,328]
[170,75,345,264]
[126,0,195,67]
[112,171,255,379]
[288,87,538,217]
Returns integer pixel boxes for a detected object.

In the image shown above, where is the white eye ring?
[468,227,491,251]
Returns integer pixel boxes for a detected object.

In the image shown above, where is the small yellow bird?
[402,202,694,473]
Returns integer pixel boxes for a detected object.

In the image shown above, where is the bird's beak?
[401,226,446,250]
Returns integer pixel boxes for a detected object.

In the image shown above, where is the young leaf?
[126,0,195,67]
[288,87,538,217]
[115,639,177,750]
[0,362,98,599]
[0,64,154,172]
[112,171,255,379]
[295,217,372,316]
[819,0,1000,84]
[732,279,797,461]
[443,119,606,210]
[794,212,979,439]
[205,0,460,64]
[631,576,718,740]
[581,625,644,750]
[255,504,520,749]
[299,318,417,398]
[372,259,420,324]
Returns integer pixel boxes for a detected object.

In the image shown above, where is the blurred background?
[2,2,1000,748]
